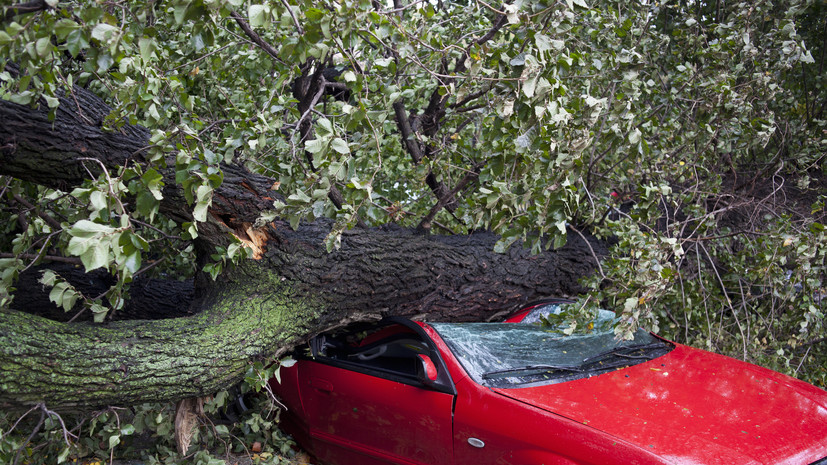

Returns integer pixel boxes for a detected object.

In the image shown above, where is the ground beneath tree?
[104,451,314,465]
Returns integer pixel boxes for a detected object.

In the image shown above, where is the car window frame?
[304,317,456,395]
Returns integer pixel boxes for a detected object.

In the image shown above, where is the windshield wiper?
[582,342,669,364]
[482,364,583,379]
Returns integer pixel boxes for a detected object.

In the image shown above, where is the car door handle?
[310,377,333,392]
[468,437,485,448]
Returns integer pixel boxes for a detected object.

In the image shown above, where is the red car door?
[298,323,455,465]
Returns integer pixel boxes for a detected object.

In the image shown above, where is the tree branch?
[230,11,282,62]
[392,100,426,163]
[0,253,82,265]
[12,194,63,231]
[2,0,47,23]
[418,163,482,231]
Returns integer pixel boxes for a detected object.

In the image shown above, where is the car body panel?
[451,375,671,465]
[270,316,827,465]
[490,343,827,464]
[298,360,454,465]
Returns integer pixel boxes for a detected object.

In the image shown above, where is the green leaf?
[193,184,213,222]
[53,19,79,41]
[305,8,326,20]
[43,95,60,109]
[317,118,333,136]
[68,220,115,238]
[89,190,108,212]
[305,138,327,154]
[57,447,71,464]
[248,4,268,27]
[39,270,57,287]
[80,239,112,271]
[108,433,120,449]
[139,37,155,63]
[330,138,350,154]
[123,250,141,274]
[142,168,165,200]
[523,76,537,98]
[534,33,552,53]
[64,29,89,57]
[35,37,51,58]
[91,303,109,323]
[135,191,159,221]
[48,282,67,307]
[91,23,119,42]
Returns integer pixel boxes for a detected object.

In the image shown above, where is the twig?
[0,251,79,265]
[278,0,304,35]
[418,163,482,231]
[230,11,284,62]
[12,194,63,230]
[1,404,40,441]
[699,242,747,360]
[3,0,47,23]
[12,406,45,465]
[567,224,605,279]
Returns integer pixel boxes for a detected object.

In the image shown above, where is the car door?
[298,321,455,465]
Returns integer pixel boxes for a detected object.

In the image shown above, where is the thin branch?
[12,194,63,230]
[474,10,507,46]
[230,11,284,62]
[3,0,47,23]
[567,224,605,279]
[380,0,427,15]
[0,252,81,265]
[418,163,482,231]
[278,0,304,35]
[392,101,426,163]
[12,405,45,465]
[699,242,747,360]
[450,88,489,110]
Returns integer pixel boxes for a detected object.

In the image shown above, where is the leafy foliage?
[0,0,825,458]
[0,374,301,464]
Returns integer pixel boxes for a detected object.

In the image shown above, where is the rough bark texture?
[0,72,278,243]
[0,69,606,411]
[13,264,195,322]
[0,263,317,411]
[261,220,603,322]
[0,221,602,410]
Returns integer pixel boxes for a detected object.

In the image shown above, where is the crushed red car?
[269,301,827,465]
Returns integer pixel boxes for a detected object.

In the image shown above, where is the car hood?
[492,344,827,465]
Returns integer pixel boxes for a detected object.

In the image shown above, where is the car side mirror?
[416,354,438,385]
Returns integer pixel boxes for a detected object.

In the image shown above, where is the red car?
[270,301,827,465]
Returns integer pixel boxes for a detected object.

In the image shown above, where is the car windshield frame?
[430,321,673,388]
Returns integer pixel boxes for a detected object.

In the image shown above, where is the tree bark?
[0,70,606,411]
[1,220,602,411]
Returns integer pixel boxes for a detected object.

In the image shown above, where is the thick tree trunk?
[1,219,603,410]
[0,71,606,411]
[0,71,277,243]
[0,262,314,411]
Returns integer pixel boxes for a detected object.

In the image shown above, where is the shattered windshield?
[430,312,672,388]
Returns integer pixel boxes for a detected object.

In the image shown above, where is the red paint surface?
[491,343,827,464]
[270,320,827,465]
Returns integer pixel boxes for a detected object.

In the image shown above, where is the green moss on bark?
[0,262,317,411]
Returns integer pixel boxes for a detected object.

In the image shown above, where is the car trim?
[309,429,426,465]
[303,317,457,395]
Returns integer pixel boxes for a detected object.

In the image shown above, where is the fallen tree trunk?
[0,218,603,411]
[0,67,606,412]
